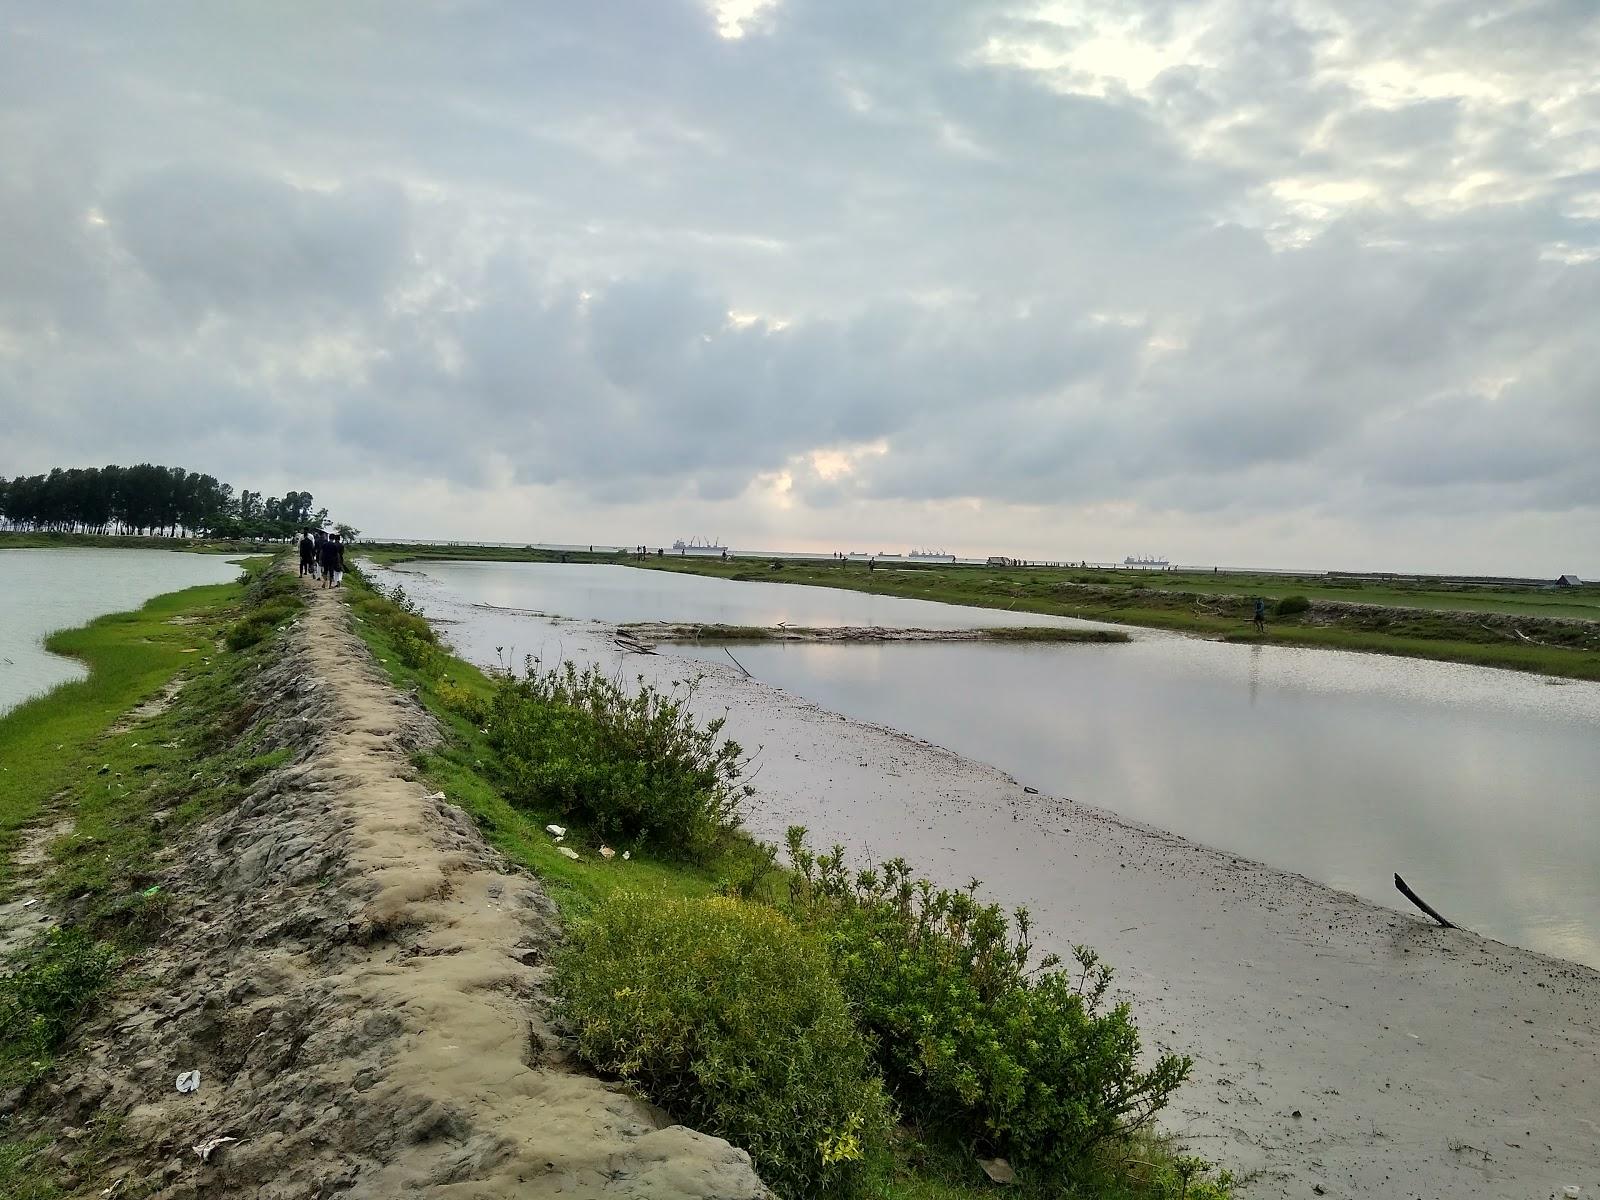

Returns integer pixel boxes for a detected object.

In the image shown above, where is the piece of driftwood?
[724,647,753,678]
[1394,873,1457,928]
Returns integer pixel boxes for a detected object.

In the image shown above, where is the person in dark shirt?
[320,532,343,589]
[298,530,315,577]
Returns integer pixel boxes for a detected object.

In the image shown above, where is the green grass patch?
[0,571,261,876]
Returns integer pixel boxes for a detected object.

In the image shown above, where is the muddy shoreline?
[381,569,1599,1200]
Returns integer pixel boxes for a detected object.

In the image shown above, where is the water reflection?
[397,559,1600,968]
[395,560,1119,632]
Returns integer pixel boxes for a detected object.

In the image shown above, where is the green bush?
[785,829,1191,1183]
[484,661,749,860]
[0,929,118,1080]
[350,583,446,673]
[1275,595,1311,617]
[555,894,891,1199]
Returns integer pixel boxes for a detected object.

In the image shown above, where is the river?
[380,559,1600,970]
[0,548,242,718]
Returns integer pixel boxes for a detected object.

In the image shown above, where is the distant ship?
[908,548,957,562]
[1124,555,1170,567]
[673,537,728,554]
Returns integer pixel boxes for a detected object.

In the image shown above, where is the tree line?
[0,463,328,542]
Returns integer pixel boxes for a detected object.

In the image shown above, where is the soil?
[22,580,772,1199]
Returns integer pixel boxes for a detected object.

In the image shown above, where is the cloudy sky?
[3,1,1597,572]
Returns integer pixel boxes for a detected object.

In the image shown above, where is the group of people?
[298,528,345,588]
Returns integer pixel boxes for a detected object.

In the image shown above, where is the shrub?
[555,894,891,1199]
[785,829,1191,1183]
[484,661,749,860]
[1275,595,1311,617]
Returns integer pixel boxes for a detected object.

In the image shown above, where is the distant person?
[1253,597,1266,633]
[298,530,314,577]
[320,532,342,589]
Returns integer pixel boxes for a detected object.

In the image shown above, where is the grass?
[343,570,1233,1199]
[0,562,301,1195]
[0,572,262,880]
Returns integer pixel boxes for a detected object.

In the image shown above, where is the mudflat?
[685,658,1600,1198]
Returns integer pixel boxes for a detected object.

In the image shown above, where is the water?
[390,559,1118,630]
[0,549,242,717]
[388,560,1600,968]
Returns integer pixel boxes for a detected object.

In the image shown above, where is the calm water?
[393,560,1600,968]
[394,559,1118,630]
[0,549,242,717]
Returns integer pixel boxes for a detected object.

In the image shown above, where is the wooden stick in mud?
[1394,873,1457,929]
[724,647,753,678]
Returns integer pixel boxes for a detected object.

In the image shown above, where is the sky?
[2,1,1597,574]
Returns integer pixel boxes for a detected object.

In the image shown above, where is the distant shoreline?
[365,542,1600,681]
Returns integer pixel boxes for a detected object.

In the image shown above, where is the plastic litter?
[622,851,631,861]
[978,1156,1015,1184]
[193,1136,238,1162]
[1563,1188,1581,1199]
[142,886,161,898]
[545,824,566,838]
[558,847,580,861]
[598,846,616,860]
[175,1069,201,1094]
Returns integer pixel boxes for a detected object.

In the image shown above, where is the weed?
[556,893,892,1199]
[483,661,750,861]
[786,829,1193,1186]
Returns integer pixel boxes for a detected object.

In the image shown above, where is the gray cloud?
[0,0,1596,571]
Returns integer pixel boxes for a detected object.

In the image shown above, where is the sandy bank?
[28,579,770,1198]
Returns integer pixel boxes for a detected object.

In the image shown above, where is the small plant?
[1275,595,1311,617]
[555,894,891,1199]
[785,828,1192,1184]
[483,661,750,860]
[0,929,119,1082]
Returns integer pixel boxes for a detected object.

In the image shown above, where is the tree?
[0,462,326,542]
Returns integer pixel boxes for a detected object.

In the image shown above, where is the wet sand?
[432,601,1598,1199]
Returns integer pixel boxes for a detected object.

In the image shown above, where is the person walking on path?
[320,532,343,589]
[298,530,315,578]
[1253,596,1267,633]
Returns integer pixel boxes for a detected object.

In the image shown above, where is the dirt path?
[39,579,770,1198]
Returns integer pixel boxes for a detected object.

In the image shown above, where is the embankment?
[2,572,770,1198]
